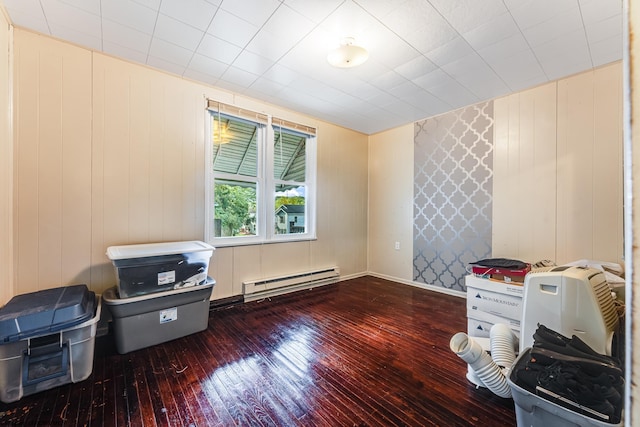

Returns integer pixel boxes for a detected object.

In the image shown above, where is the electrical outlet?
[394,241,400,250]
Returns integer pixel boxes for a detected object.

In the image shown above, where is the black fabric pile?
[469,258,528,270]
[514,324,623,424]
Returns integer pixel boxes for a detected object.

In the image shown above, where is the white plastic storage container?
[0,285,101,403]
[102,278,214,354]
[107,241,215,298]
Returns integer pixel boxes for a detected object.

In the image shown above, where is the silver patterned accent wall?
[413,101,493,291]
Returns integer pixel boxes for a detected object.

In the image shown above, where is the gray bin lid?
[0,285,96,343]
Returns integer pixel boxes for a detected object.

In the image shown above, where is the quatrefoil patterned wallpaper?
[413,101,494,291]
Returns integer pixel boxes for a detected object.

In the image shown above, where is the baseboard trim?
[337,271,369,282]
[209,295,244,311]
[365,271,466,299]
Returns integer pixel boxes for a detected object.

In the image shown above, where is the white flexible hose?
[466,364,486,388]
[489,324,517,375]
[450,332,513,398]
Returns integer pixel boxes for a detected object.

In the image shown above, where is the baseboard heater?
[243,267,340,302]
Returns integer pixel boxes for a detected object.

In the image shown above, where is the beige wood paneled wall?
[493,62,623,265]
[13,31,93,296]
[0,11,12,306]
[10,29,368,300]
[90,53,208,290]
[556,64,623,263]
[368,124,414,281]
[493,83,558,262]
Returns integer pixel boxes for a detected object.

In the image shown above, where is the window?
[205,101,316,246]
[272,124,308,236]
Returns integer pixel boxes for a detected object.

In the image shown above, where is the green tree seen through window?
[214,184,256,236]
[275,196,305,210]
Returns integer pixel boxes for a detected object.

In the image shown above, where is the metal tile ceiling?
[0,0,623,134]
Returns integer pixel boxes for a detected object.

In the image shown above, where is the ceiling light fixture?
[327,37,369,68]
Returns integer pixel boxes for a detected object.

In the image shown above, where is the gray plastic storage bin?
[0,285,101,403]
[507,348,623,427]
[106,241,215,298]
[102,279,214,354]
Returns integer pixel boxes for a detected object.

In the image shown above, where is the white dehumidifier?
[520,266,619,355]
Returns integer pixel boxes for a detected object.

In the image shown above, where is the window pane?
[274,185,306,235]
[214,180,257,237]
[273,127,306,181]
[212,113,258,176]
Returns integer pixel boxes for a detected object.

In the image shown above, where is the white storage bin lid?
[106,240,214,260]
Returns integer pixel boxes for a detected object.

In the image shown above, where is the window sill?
[209,235,318,248]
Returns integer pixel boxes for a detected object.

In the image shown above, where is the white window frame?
[204,102,317,247]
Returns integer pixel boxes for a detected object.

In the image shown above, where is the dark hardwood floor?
[0,276,516,426]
